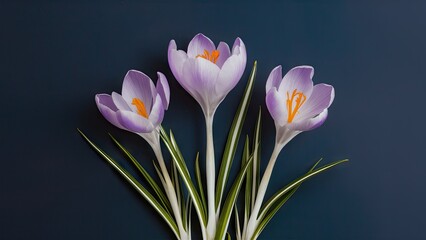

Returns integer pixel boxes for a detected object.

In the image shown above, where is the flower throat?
[196,49,220,64]
[132,98,149,118]
[286,89,306,123]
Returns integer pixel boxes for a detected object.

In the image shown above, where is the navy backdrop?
[1,1,425,239]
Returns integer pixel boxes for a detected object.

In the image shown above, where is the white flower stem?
[148,133,189,240]
[205,115,216,240]
[243,142,283,240]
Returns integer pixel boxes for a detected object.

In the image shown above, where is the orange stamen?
[286,89,306,123]
[196,49,220,64]
[132,98,149,118]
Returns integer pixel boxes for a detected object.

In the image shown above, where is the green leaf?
[252,159,349,239]
[108,133,172,215]
[215,156,253,240]
[195,152,207,212]
[171,160,182,213]
[243,136,252,227]
[234,205,241,240]
[251,107,262,210]
[187,196,193,238]
[78,129,179,238]
[153,160,167,189]
[252,159,323,239]
[160,127,208,226]
[170,130,185,165]
[216,61,257,209]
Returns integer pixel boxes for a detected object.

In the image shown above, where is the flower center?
[132,98,149,118]
[196,49,220,64]
[286,89,306,123]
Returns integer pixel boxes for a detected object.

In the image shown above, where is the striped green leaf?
[216,61,257,209]
[252,159,349,239]
[78,129,179,238]
[160,127,208,226]
[215,156,253,240]
[234,205,241,240]
[242,136,251,228]
[195,152,207,213]
[252,158,323,239]
[108,134,172,215]
[251,107,262,210]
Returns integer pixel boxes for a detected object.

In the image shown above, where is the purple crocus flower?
[265,65,335,145]
[168,33,247,117]
[244,65,335,239]
[169,33,247,238]
[95,69,170,135]
[95,70,191,239]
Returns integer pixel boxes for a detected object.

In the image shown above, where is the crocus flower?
[265,65,335,146]
[169,33,247,238]
[168,33,247,117]
[95,71,190,240]
[95,69,170,135]
[244,65,335,240]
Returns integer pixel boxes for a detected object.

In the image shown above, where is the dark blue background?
[1,1,425,239]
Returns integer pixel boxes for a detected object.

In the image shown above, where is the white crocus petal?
[289,109,329,131]
[214,55,244,103]
[111,92,131,111]
[95,94,125,130]
[116,110,155,133]
[168,40,188,81]
[156,72,170,110]
[266,87,288,127]
[265,65,282,93]
[216,41,231,68]
[148,95,165,127]
[122,70,155,111]
[278,66,314,98]
[182,58,220,115]
[296,84,335,120]
[187,33,216,58]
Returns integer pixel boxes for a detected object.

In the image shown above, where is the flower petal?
[214,54,245,103]
[266,65,282,93]
[183,57,220,98]
[297,84,335,120]
[122,70,155,112]
[156,72,170,110]
[266,88,288,127]
[187,33,216,58]
[111,92,131,111]
[213,38,246,102]
[216,41,231,68]
[231,37,246,58]
[95,94,124,129]
[288,109,328,131]
[116,110,154,133]
[148,95,165,127]
[278,66,314,98]
[168,40,188,81]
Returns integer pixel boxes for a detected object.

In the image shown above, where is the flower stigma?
[132,98,149,118]
[196,49,220,64]
[286,89,306,123]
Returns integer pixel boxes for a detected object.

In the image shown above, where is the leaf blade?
[252,159,349,239]
[78,129,180,238]
[160,127,208,226]
[215,156,253,240]
[108,133,172,214]
[215,61,257,209]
